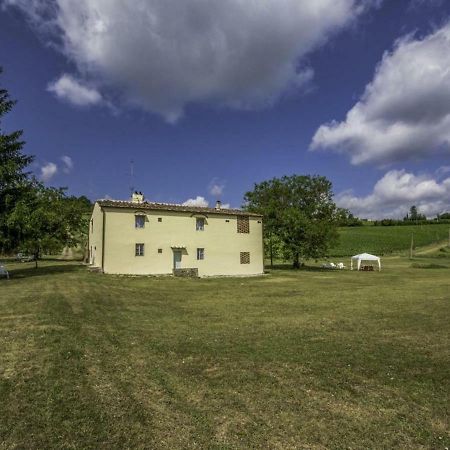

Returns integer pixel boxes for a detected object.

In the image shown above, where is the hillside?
[330,223,450,257]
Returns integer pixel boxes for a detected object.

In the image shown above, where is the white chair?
[337,262,346,270]
[0,265,10,280]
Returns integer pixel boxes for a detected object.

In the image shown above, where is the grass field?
[330,223,450,256]
[1,251,449,449]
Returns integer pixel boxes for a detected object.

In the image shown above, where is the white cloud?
[6,0,377,121]
[40,162,58,182]
[436,165,450,176]
[61,155,73,173]
[221,203,231,209]
[336,169,450,219]
[182,196,209,207]
[47,74,102,107]
[208,179,225,197]
[311,23,450,165]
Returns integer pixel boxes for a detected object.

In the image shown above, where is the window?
[197,248,205,260]
[158,217,162,222]
[135,243,144,256]
[158,249,162,254]
[237,216,249,233]
[240,252,250,264]
[135,215,145,228]
[196,218,205,231]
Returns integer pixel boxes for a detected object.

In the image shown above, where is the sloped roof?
[97,199,262,217]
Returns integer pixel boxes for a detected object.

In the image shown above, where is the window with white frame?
[197,248,205,260]
[196,217,205,231]
[135,243,144,256]
[135,215,145,228]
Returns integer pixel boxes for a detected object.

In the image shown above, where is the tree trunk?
[293,253,300,269]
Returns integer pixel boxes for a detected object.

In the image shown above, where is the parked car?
[16,253,35,262]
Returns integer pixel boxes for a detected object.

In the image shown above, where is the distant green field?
[330,223,450,256]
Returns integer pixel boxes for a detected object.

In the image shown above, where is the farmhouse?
[88,192,264,277]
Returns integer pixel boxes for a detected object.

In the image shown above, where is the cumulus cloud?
[40,162,58,182]
[182,196,209,207]
[208,178,225,197]
[47,74,102,107]
[5,0,377,121]
[336,169,450,219]
[311,23,450,165]
[61,155,73,173]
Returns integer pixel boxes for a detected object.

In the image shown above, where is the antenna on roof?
[129,159,135,198]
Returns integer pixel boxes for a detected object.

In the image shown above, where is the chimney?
[131,191,144,204]
[215,200,222,210]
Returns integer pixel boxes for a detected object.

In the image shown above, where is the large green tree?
[1,68,89,261]
[7,183,88,267]
[0,68,34,253]
[244,175,339,268]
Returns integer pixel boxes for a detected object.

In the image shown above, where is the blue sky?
[1,0,450,218]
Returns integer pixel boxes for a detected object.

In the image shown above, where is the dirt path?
[414,240,449,255]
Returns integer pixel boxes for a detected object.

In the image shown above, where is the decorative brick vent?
[240,252,250,264]
[173,268,199,277]
[237,215,250,233]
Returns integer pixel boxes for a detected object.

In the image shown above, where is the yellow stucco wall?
[88,202,104,268]
[89,204,263,276]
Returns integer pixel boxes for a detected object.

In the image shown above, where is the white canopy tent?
[350,253,381,271]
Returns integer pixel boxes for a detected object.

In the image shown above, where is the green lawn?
[0,253,449,449]
[330,223,450,256]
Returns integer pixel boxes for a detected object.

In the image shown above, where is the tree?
[404,205,426,222]
[0,68,34,253]
[7,183,87,267]
[243,177,288,267]
[335,207,363,226]
[244,175,339,268]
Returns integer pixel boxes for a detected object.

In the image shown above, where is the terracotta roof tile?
[97,199,262,217]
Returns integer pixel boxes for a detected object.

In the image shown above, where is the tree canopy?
[403,205,426,222]
[244,175,339,268]
[0,68,34,253]
[0,68,89,263]
[7,183,88,267]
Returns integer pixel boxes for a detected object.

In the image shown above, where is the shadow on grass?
[265,263,336,272]
[7,263,83,279]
